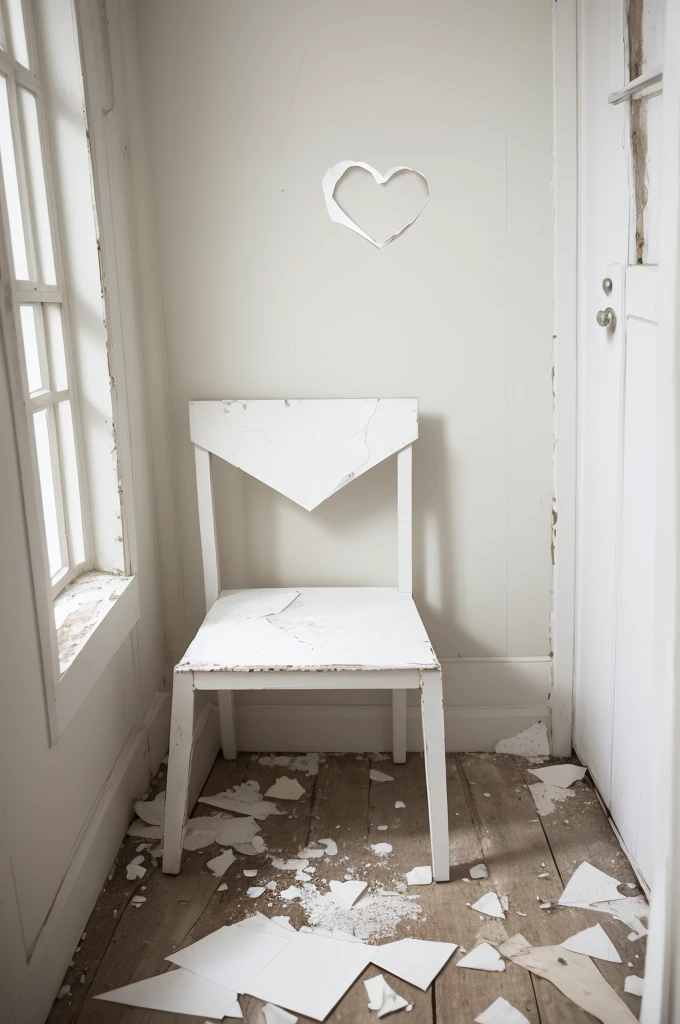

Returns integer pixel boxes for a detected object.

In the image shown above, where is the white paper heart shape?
[322,160,430,248]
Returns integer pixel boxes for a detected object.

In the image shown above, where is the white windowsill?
[54,570,140,735]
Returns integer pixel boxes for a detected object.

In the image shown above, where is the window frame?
[0,0,91,598]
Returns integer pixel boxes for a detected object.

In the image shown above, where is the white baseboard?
[11,690,216,1024]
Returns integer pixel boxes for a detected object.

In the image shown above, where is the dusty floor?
[48,752,647,1023]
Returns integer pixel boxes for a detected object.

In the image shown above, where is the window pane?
[20,303,44,392]
[0,75,29,278]
[18,87,56,284]
[6,0,29,68]
[57,400,85,566]
[33,406,63,578]
[45,303,67,391]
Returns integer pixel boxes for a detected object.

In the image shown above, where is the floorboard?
[46,753,647,1024]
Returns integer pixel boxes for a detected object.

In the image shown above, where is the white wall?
[0,3,167,1019]
[137,0,556,747]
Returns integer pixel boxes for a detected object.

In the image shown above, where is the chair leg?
[392,690,407,763]
[218,691,237,759]
[163,672,195,874]
[420,669,450,881]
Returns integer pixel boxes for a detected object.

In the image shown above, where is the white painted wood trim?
[194,445,220,610]
[608,65,663,105]
[56,575,140,735]
[163,671,195,873]
[551,0,578,756]
[625,264,659,324]
[420,670,449,880]
[397,445,412,594]
[192,668,421,691]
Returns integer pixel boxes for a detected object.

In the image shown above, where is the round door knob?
[596,307,616,329]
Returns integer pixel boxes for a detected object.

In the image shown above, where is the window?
[0,0,87,595]
[0,0,139,740]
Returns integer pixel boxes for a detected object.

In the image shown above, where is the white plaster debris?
[127,820,162,841]
[318,838,338,856]
[528,764,587,788]
[587,895,649,939]
[406,866,432,886]
[560,923,622,962]
[471,893,505,919]
[298,847,325,859]
[131,895,147,908]
[370,770,394,783]
[272,858,310,871]
[267,881,278,891]
[280,886,304,901]
[248,887,266,898]
[56,985,71,1000]
[377,825,388,831]
[456,943,505,972]
[329,880,368,907]
[258,753,321,776]
[395,801,405,809]
[134,791,166,826]
[528,782,575,817]
[235,835,267,856]
[624,975,644,996]
[475,996,530,1024]
[218,883,228,892]
[558,862,625,908]
[364,974,409,1017]
[126,856,146,881]
[298,886,423,941]
[470,864,488,879]
[199,780,284,820]
[538,872,550,878]
[244,869,258,877]
[206,849,237,878]
[262,1003,299,1024]
[495,722,550,757]
[371,843,393,857]
[265,777,306,801]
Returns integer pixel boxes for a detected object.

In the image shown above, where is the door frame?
[551,0,578,757]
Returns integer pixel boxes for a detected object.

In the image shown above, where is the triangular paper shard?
[94,966,242,1017]
[558,862,624,908]
[471,892,505,918]
[370,937,457,989]
[560,923,622,962]
[475,996,531,1024]
[189,399,418,511]
[528,764,587,788]
[456,943,505,971]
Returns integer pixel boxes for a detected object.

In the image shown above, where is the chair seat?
[177,587,439,674]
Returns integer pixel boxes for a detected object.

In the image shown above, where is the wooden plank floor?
[48,754,647,1024]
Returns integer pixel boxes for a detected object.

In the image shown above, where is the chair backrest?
[190,398,418,609]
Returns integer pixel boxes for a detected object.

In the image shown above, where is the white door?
[575,0,663,889]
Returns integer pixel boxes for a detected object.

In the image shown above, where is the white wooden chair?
[163,399,449,880]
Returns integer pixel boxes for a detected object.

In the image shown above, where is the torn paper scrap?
[272,858,309,871]
[207,849,236,878]
[235,835,266,856]
[329,879,368,907]
[371,843,393,857]
[318,838,338,856]
[322,161,430,249]
[456,943,505,972]
[298,847,325,859]
[134,791,166,826]
[470,864,488,879]
[280,886,303,900]
[560,923,622,963]
[370,770,394,783]
[215,816,262,848]
[243,868,258,877]
[94,966,242,1018]
[127,819,162,840]
[558,862,625,908]
[624,975,644,996]
[528,764,587,788]
[395,801,405,809]
[528,782,575,817]
[506,941,638,1024]
[167,924,289,992]
[265,777,306,801]
[199,783,283,820]
[475,996,530,1024]
[248,886,266,898]
[364,974,409,1017]
[495,722,550,756]
[370,937,457,989]
[588,895,649,939]
[126,856,146,881]
[263,1004,298,1024]
[406,866,432,886]
[471,893,505,919]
